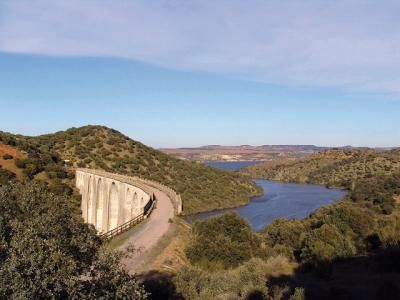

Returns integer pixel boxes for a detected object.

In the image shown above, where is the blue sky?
[0,1,399,147]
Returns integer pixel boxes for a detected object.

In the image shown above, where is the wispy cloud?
[1,0,400,92]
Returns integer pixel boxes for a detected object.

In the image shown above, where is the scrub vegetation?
[0,126,260,298]
[164,150,400,299]
[241,149,400,189]
[0,125,261,215]
[0,182,148,299]
[1,127,399,299]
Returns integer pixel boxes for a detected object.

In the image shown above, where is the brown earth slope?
[0,142,27,180]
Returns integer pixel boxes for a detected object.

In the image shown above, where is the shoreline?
[184,177,348,231]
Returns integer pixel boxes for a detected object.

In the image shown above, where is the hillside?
[0,126,261,215]
[241,149,400,189]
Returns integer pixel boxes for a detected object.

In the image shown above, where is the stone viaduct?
[76,168,182,237]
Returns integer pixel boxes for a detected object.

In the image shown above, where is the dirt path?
[118,187,175,274]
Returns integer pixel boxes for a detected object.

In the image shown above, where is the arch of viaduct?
[76,168,183,236]
[76,169,155,234]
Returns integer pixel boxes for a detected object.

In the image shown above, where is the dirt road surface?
[119,187,175,273]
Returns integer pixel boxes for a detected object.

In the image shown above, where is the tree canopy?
[0,182,148,299]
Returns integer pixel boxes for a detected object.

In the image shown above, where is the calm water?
[190,161,347,231]
[204,161,262,171]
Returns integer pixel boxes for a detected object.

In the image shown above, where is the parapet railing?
[100,197,156,239]
[133,178,183,215]
[101,212,144,239]
[77,168,182,239]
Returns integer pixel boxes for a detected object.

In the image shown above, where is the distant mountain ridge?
[161,144,399,163]
[161,145,328,162]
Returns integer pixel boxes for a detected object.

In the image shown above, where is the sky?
[0,1,399,148]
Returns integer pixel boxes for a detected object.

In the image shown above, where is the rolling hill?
[0,125,261,215]
[241,149,400,189]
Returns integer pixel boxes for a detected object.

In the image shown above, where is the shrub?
[23,160,42,179]
[48,180,73,196]
[0,168,16,186]
[185,212,259,270]
[260,219,307,253]
[2,154,13,160]
[14,158,26,169]
[309,203,376,252]
[301,224,356,262]
[0,182,148,299]
[45,164,69,179]
[290,288,305,300]
[174,258,269,300]
[375,213,400,248]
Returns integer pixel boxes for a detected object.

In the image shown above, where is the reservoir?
[190,161,347,231]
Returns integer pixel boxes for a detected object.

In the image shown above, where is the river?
[188,161,347,231]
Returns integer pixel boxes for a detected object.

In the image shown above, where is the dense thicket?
[0,182,147,299]
[0,126,261,214]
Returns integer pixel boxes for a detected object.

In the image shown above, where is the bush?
[185,212,259,270]
[23,161,42,179]
[260,219,307,256]
[309,203,376,252]
[301,224,356,262]
[0,168,16,186]
[14,158,26,168]
[290,288,305,300]
[48,180,73,196]
[0,182,148,299]
[45,164,69,179]
[174,258,269,300]
[2,154,13,160]
[375,213,400,248]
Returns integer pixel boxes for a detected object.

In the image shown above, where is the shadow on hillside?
[267,248,400,300]
[140,271,184,300]
[140,270,266,300]
[139,249,400,300]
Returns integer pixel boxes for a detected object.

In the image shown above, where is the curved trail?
[119,187,175,273]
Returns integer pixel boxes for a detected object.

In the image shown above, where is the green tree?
[301,224,356,262]
[185,212,259,270]
[0,182,148,299]
[260,219,307,256]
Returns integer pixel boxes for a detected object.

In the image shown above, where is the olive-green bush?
[185,212,260,270]
[0,182,148,299]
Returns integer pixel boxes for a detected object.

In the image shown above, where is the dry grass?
[108,220,149,250]
[139,218,191,274]
[263,255,298,279]
[34,171,50,182]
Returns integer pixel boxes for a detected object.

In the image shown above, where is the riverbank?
[186,179,347,231]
